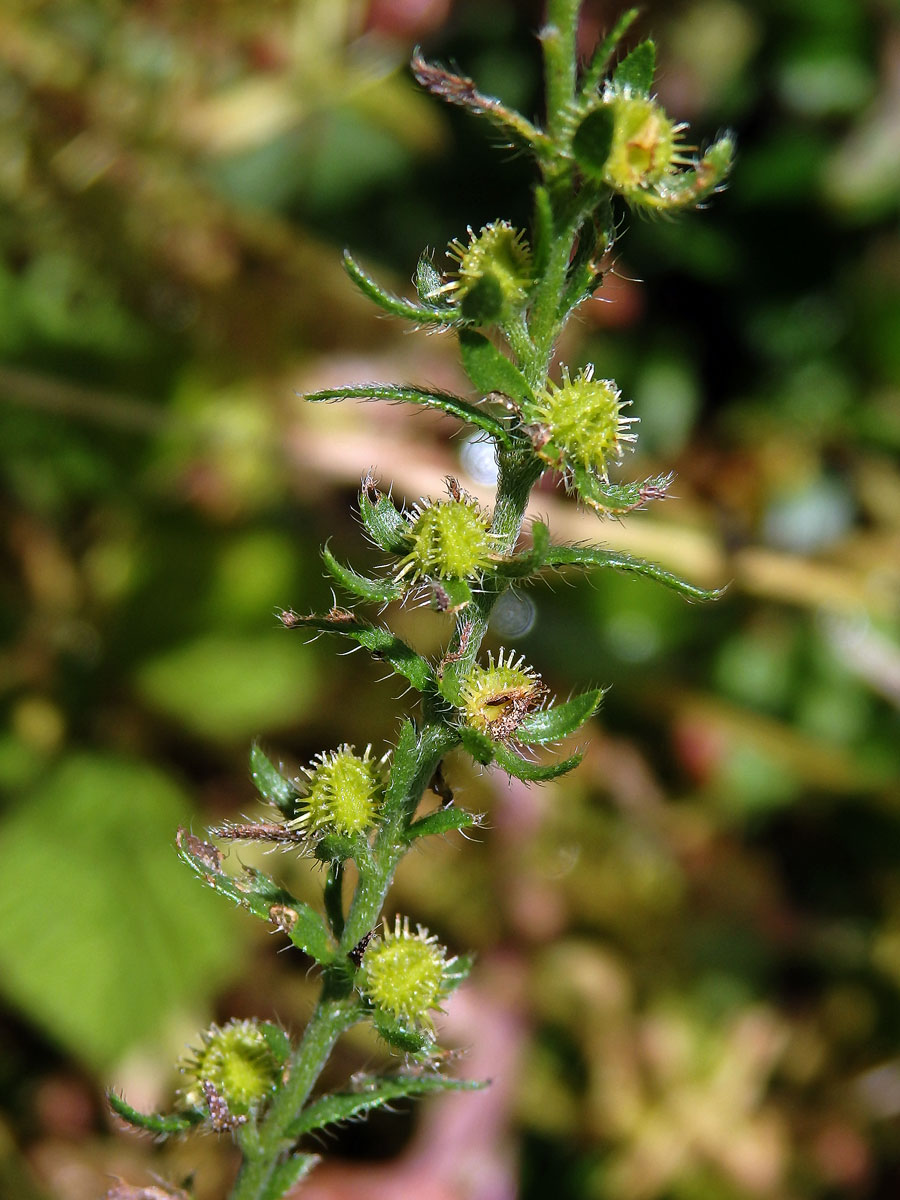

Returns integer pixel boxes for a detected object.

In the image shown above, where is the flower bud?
[178,1019,286,1119]
[459,649,547,743]
[444,221,532,323]
[360,916,452,1026]
[297,746,383,837]
[397,489,495,584]
[529,363,637,480]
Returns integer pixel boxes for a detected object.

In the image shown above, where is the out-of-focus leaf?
[287,1072,484,1137]
[0,756,239,1068]
[134,634,318,741]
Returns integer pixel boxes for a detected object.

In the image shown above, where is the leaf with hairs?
[516,688,604,745]
[612,39,656,97]
[288,1073,485,1139]
[278,610,434,693]
[108,1092,202,1136]
[492,744,583,782]
[458,329,533,404]
[343,251,463,325]
[543,544,724,602]
[176,830,336,964]
[403,807,481,843]
[580,8,640,95]
[321,543,403,606]
[249,743,301,818]
[304,382,512,447]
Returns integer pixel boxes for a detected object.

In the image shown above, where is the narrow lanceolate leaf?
[358,481,412,555]
[321,542,404,606]
[494,520,551,578]
[343,251,463,326]
[278,609,434,693]
[516,688,605,745]
[304,382,512,448]
[459,726,495,766]
[543,544,726,602]
[176,829,336,964]
[580,8,640,95]
[571,464,674,517]
[108,1092,202,1136]
[372,1011,434,1055]
[612,38,656,97]
[380,719,431,828]
[250,743,302,818]
[260,1155,321,1200]
[403,806,481,843]
[458,329,533,405]
[411,54,553,158]
[287,1072,485,1139]
[492,743,583,782]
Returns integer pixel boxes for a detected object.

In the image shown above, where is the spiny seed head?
[459,648,548,742]
[530,364,637,480]
[397,487,496,583]
[603,90,688,196]
[178,1019,283,1117]
[296,745,383,836]
[444,221,532,321]
[361,915,452,1025]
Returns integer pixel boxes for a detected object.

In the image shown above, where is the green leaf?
[558,219,606,316]
[572,105,615,182]
[315,833,363,864]
[371,1011,435,1055]
[460,273,505,325]
[570,463,674,517]
[494,520,551,578]
[343,250,462,326]
[108,1092,203,1136]
[581,8,640,94]
[414,254,448,306]
[176,829,336,965]
[381,719,422,825]
[134,633,319,743]
[637,135,735,212]
[0,756,240,1069]
[458,329,533,404]
[492,743,583,782]
[358,481,412,555]
[411,54,553,158]
[250,743,301,818]
[516,688,605,745]
[279,609,434,693]
[321,542,403,606]
[443,951,476,993]
[288,1072,485,1138]
[613,39,656,97]
[304,382,512,448]
[403,807,481,843]
[261,1155,321,1200]
[459,726,495,765]
[429,577,473,613]
[543,544,726,602]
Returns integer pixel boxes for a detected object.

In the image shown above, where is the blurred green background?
[1,0,899,1197]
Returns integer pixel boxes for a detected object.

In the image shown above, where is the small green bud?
[296,746,384,837]
[178,1019,286,1119]
[602,89,687,197]
[396,485,496,584]
[443,221,532,323]
[361,915,453,1027]
[528,363,637,481]
[459,649,548,743]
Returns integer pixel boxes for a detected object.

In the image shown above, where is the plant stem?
[230,990,361,1200]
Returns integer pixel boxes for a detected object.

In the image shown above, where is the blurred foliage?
[0,0,898,1198]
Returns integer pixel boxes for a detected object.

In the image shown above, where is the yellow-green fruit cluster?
[530,364,637,480]
[459,648,546,742]
[603,92,685,196]
[299,746,382,836]
[179,1019,282,1117]
[361,916,450,1025]
[397,497,495,582]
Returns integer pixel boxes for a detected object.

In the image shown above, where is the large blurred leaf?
[134,633,319,741]
[0,755,240,1069]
